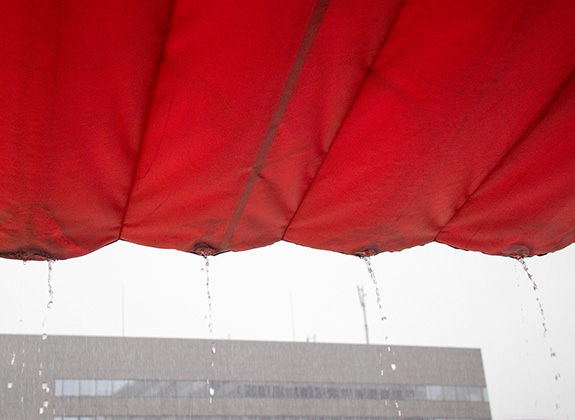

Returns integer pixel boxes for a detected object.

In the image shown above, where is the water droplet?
[209,387,215,396]
[391,363,396,371]
[398,410,402,417]
[10,351,15,365]
[380,369,384,376]
[39,407,44,414]
[387,346,391,352]
[211,342,216,354]
[23,259,27,266]
[42,334,47,341]
[394,400,399,408]
[7,382,13,389]
[555,373,561,381]
[550,348,557,357]
[211,361,215,367]
[384,400,388,406]
[18,318,23,324]
[42,382,50,393]
[43,400,49,407]
[38,369,42,377]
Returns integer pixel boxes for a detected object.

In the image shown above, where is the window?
[427,385,442,400]
[79,380,96,396]
[63,380,80,396]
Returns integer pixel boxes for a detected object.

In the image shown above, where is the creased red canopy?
[1,0,574,261]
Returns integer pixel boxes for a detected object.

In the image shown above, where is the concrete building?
[1,334,491,420]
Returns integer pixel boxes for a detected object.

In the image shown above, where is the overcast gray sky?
[1,241,574,419]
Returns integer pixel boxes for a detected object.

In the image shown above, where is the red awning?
[1,0,574,260]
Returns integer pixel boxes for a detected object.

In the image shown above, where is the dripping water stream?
[360,256,387,323]
[360,255,401,417]
[515,257,562,411]
[38,260,55,416]
[516,257,547,336]
[46,260,54,310]
[201,254,216,403]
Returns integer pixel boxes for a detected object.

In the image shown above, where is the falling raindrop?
[380,369,384,376]
[210,342,216,367]
[7,382,13,389]
[42,382,50,393]
[39,407,44,414]
[10,351,15,365]
[206,378,215,404]
[43,400,49,407]
[390,363,396,371]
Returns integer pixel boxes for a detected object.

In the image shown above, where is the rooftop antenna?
[357,285,369,344]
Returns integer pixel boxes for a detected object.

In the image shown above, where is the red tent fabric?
[1,0,574,261]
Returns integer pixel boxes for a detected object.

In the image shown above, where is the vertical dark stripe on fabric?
[219,0,330,251]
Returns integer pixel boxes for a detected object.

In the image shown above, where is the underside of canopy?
[1,0,574,261]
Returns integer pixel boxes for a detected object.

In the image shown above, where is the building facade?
[1,335,491,420]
